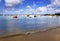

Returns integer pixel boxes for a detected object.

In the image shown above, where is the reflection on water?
[0,16,60,37]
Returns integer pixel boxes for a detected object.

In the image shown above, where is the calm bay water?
[0,16,60,37]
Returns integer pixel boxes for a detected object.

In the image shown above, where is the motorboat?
[34,15,37,17]
[13,16,17,18]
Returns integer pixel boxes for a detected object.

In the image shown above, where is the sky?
[0,0,60,14]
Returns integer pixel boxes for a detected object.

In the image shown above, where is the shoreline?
[0,26,60,39]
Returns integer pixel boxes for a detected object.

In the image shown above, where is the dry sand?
[0,27,60,41]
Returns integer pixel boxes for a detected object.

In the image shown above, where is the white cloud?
[47,0,60,8]
[36,5,56,14]
[5,0,24,7]
[36,7,47,12]
[37,0,60,14]
[51,0,60,6]
[3,0,60,14]
[47,0,60,13]
[25,5,55,14]
[55,10,60,13]
[25,5,50,14]
[25,6,34,14]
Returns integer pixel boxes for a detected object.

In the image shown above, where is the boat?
[25,14,30,17]
[34,15,37,17]
[13,16,17,18]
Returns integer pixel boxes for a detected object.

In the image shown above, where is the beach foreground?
[0,27,60,41]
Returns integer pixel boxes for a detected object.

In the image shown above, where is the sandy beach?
[0,27,60,41]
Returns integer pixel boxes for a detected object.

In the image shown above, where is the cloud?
[24,6,34,14]
[5,0,24,7]
[47,0,60,8]
[3,0,60,14]
[46,0,60,13]
[55,10,60,13]
[36,7,47,12]
[51,0,60,6]
[36,0,60,14]
[27,0,60,14]
[24,5,55,14]
[3,9,20,14]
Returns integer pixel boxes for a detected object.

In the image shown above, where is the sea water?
[0,16,60,37]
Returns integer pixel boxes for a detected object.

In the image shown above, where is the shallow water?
[0,16,60,37]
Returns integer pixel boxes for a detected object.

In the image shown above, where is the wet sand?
[0,27,60,41]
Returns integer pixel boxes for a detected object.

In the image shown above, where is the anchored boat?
[13,16,17,18]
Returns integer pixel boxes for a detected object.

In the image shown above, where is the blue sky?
[0,0,60,14]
